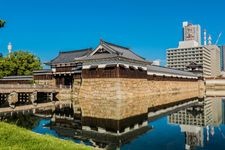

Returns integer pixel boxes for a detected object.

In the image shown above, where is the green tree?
[0,51,42,78]
[0,20,5,28]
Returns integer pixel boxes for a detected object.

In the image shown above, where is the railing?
[0,84,73,90]
[0,84,55,89]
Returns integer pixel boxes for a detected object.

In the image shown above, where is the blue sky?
[0,0,225,66]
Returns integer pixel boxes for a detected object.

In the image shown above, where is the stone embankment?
[78,78,204,120]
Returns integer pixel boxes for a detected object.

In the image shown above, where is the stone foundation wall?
[35,79,55,87]
[78,78,204,120]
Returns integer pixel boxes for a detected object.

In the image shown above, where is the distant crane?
[215,32,222,45]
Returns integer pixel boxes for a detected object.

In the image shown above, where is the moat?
[2,95,225,150]
[0,40,221,150]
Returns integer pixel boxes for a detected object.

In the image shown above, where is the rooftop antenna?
[183,21,188,27]
[204,29,207,46]
[208,35,212,45]
[7,42,12,54]
[215,32,222,45]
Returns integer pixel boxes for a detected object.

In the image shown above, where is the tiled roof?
[33,69,52,75]
[47,40,151,65]
[33,69,52,73]
[101,40,146,61]
[77,40,149,63]
[0,76,33,81]
[49,48,92,64]
[76,53,118,60]
[147,65,198,77]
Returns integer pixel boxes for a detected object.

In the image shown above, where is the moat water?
[2,96,225,150]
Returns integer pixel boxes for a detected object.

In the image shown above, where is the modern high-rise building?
[166,22,221,77]
[220,45,225,71]
[183,21,201,45]
[208,45,221,77]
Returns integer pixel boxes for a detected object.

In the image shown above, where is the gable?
[90,45,115,56]
[94,47,111,55]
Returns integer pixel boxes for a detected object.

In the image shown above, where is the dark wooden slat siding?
[55,66,74,72]
[82,67,119,78]
[82,66,147,79]
[147,75,198,82]
[119,67,147,78]
[81,66,198,81]
[0,80,33,84]
[33,75,53,80]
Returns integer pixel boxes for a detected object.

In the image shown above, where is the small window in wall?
[105,64,117,70]
[89,65,98,70]
[138,67,144,72]
[119,64,126,69]
[129,66,136,70]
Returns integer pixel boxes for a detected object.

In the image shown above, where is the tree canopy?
[0,20,5,28]
[0,51,42,78]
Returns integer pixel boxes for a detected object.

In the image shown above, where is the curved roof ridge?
[101,42,122,55]
[49,48,92,64]
[100,39,146,61]
[59,48,92,54]
[126,48,146,60]
[100,39,129,50]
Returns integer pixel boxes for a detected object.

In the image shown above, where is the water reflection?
[168,97,223,150]
[2,97,225,150]
[0,112,40,129]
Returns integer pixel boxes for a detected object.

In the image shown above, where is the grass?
[0,122,93,150]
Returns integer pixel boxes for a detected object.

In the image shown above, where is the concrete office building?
[183,21,201,45]
[208,45,221,77]
[167,22,221,77]
[220,45,225,71]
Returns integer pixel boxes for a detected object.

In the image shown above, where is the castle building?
[31,39,201,134]
[34,39,198,88]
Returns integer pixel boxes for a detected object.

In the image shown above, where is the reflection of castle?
[168,97,222,150]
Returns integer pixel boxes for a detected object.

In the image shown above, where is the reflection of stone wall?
[56,89,72,101]
[206,79,225,96]
[78,78,203,120]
